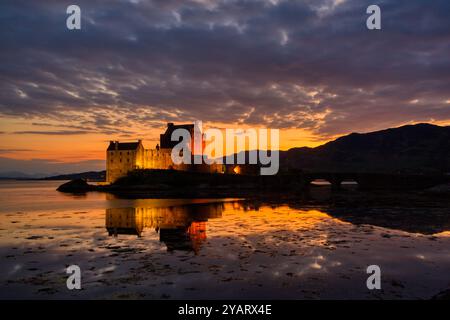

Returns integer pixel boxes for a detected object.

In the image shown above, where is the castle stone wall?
[107,143,225,183]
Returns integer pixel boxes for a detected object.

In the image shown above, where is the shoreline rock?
[56,179,95,193]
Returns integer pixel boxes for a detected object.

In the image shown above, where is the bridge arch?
[340,179,359,190]
[309,178,342,190]
[310,179,332,186]
[304,173,361,191]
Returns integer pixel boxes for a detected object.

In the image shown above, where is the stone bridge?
[300,172,450,190]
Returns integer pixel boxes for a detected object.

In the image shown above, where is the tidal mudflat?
[0,181,449,299]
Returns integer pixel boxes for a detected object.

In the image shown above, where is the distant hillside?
[41,171,106,181]
[0,171,44,179]
[281,123,450,174]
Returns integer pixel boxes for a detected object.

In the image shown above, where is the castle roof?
[160,123,195,149]
[107,141,141,151]
[163,123,195,135]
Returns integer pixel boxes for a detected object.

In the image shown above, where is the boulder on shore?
[57,179,94,193]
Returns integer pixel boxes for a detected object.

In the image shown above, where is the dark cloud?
[0,0,449,137]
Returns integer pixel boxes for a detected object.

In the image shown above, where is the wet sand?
[1,200,450,300]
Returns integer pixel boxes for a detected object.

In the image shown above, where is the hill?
[281,123,450,174]
[41,170,106,181]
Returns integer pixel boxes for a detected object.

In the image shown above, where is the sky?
[0,0,449,175]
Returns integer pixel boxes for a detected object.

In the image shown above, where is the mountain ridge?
[281,123,450,174]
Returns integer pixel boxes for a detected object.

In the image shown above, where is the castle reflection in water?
[105,203,224,254]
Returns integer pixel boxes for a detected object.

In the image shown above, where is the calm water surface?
[0,180,449,299]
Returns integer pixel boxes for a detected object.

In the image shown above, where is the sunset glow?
[1,0,449,176]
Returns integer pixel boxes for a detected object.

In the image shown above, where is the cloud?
[0,148,34,153]
[0,156,104,176]
[0,0,449,137]
[12,130,92,135]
